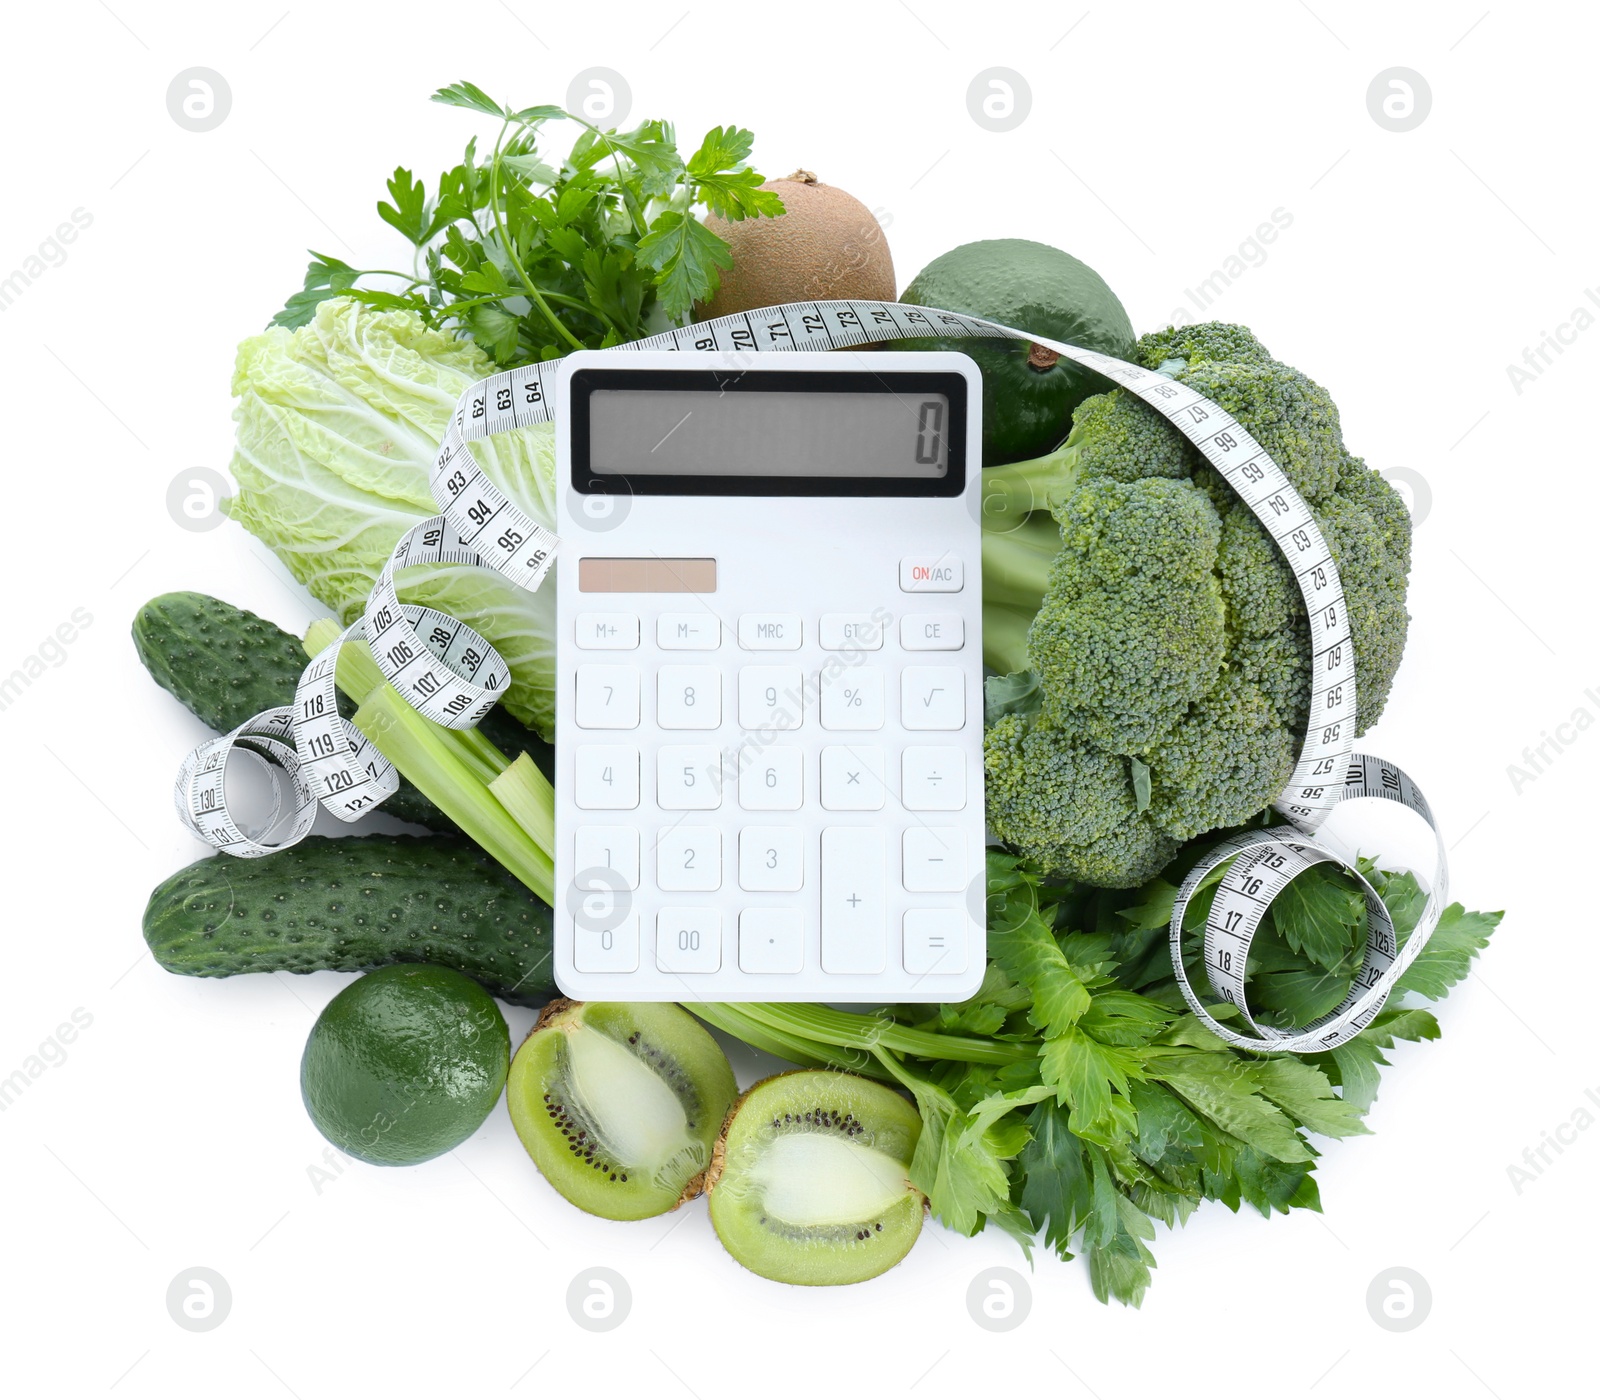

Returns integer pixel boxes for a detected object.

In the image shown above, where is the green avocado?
[300,964,510,1166]
[898,238,1135,466]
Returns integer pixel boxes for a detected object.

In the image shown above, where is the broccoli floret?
[1031,478,1226,753]
[1145,681,1296,840]
[982,323,1413,886]
[984,711,1178,886]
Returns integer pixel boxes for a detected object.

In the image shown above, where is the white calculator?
[552,350,985,1003]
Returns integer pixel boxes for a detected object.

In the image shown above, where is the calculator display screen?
[588,389,949,478]
[569,368,968,498]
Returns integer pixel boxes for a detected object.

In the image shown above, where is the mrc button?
[899,557,963,592]
[738,613,802,649]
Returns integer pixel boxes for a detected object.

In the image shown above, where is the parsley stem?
[489,124,585,353]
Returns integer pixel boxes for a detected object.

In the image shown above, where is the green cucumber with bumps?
[131,591,553,830]
[143,833,554,1005]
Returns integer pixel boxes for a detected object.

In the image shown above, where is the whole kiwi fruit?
[696,170,895,319]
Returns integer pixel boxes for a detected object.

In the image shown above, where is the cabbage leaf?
[224,298,558,736]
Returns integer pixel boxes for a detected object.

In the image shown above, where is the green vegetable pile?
[130,79,1506,1306]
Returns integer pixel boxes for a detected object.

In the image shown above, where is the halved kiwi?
[706,1070,925,1285]
[507,1000,736,1220]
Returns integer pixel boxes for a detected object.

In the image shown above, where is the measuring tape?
[176,298,1445,1052]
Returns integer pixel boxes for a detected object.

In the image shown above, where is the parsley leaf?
[1394,904,1504,1000]
[271,83,783,361]
[377,167,431,246]
[635,212,735,322]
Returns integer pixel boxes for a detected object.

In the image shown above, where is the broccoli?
[981,323,1413,887]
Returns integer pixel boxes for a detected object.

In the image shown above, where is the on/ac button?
[899,557,963,592]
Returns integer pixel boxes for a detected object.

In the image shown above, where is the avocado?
[898,238,1136,466]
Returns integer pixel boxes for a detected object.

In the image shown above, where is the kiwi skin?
[696,170,896,319]
[706,1070,926,1286]
[506,1001,736,1221]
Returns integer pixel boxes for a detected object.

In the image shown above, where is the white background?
[0,2,1592,1396]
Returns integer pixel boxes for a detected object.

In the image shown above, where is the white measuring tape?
[177,298,1445,1052]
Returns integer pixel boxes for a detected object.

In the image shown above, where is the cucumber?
[133,590,311,733]
[144,833,554,1005]
[132,591,554,829]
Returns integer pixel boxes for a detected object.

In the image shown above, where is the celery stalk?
[305,615,554,884]
[690,1003,886,1078]
[695,1003,1032,1067]
[489,753,557,857]
[354,683,555,905]
[306,615,519,787]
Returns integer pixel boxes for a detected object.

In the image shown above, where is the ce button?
[900,614,963,651]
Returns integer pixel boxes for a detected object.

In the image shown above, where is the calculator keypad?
[573,826,640,888]
[820,827,887,975]
[575,612,639,649]
[738,614,802,650]
[562,584,978,989]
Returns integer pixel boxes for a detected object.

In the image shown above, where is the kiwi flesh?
[706,1070,925,1285]
[506,1000,736,1221]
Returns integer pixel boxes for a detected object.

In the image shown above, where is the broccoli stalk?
[979,440,1083,674]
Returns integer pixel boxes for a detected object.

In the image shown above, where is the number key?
[575,746,638,809]
[737,745,803,810]
[739,666,803,730]
[739,826,804,892]
[658,665,721,729]
[575,665,639,729]
[573,826,639,889]
[656,908,721,973]
[656,826,721,891]
[657,745,722,810]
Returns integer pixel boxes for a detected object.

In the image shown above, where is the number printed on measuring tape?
[175,298,1445,1052]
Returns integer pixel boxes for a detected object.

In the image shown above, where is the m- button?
[899,557,963,592]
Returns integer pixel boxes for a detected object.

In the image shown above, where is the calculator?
[552,350,985,1003]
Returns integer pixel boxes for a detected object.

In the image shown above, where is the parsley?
[695,849,1503,1307]
[271,82,784,363]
